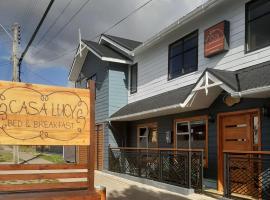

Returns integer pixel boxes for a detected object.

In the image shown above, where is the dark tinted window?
[130,64,137,94]
[246,0,270,52]
[168,31,198,80]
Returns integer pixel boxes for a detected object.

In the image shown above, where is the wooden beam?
[88,80,95,191]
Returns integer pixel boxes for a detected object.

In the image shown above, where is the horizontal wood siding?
[123,96,270,180]
[81,52,109,123]
[129,0,270,103]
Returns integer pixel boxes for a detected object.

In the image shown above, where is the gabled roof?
[109,61,270,121]
[102,34,142,51]
[82,40,132,63]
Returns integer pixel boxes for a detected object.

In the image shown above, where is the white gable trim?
[182,71,236,108]
[99,35,134,56]
[81,40,132,64]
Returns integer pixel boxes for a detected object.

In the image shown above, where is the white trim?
[109,69,270,121]
[99,35,135,56]
[109,103,183,121]
[109,70,237,121]
[81,40,132,64]
[133,0,222,54]
[101,57,133,64]
[193,82,223,92]
[231,85,270,97]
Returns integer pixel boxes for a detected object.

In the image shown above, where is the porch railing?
[109,147,204,192]
[224,151,270,200]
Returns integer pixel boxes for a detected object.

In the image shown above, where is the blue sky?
[0,0,202,87]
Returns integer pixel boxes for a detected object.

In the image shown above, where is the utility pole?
[11,22,20,164]
[12,23,20,82]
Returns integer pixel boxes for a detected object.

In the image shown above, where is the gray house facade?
[69,35,141,169]
[69,0,270,199]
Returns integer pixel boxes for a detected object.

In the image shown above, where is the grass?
[0,151,13,162]
[40,153,65,164]
[0,179,59,185]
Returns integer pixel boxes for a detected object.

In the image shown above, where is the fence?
[224,151,270,199]
[109,147,204,192]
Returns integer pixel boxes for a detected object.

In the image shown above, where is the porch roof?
[109,61,270,121]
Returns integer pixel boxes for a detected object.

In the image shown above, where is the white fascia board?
[231,85,270,97]
[108,103,183,121]
[101,57,132,64]
[133,0,221,54]
[99,35,134,56]
[82,40,132,64]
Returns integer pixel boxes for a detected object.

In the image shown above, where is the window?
[246,0,270,52]
[130,64,137,94]
[168,31,198,80]
[175,116,208,166]
[137,123,158,148]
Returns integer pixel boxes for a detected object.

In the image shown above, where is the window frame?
[174,116,208,167]
[130,63,138,94]
[168,30,199,80]
[245,0,270,53]
[137,122,158,148]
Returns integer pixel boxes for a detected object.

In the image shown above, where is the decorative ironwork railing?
[224,151,270,200]
[109,147,204,192]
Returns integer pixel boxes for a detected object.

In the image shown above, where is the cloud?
[0,0,202,69]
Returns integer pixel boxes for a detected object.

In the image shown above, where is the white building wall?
[129,0,270,103]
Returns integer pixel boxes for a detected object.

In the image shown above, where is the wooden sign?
[0,81,90,146]
[204,20,230,57]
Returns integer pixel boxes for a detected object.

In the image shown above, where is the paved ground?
[95,171,217,200]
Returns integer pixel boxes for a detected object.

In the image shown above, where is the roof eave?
[133,0,223,54]
[99,35,135,56]
[82,40,133,64]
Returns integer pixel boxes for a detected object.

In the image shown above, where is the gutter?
[132,0,222,54]
[108,103,185,121]
[231,85,270,98]
[109,84,270,121]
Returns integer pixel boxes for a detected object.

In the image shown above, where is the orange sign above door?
[0,81,90,146]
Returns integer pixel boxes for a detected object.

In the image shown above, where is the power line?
[21,66,58,85]
[35,0,73,46]
[32,0,154,66]
[93,0,153,39]
[33,0,92,56]
[18,0,55,81]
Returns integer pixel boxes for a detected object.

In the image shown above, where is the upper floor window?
[246,0,270,52]
[130,63,137,94]
[168,30,198,80]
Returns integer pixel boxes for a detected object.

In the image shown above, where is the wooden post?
[88,80,95,191]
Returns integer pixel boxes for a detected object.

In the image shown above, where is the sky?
[0,0,203,87]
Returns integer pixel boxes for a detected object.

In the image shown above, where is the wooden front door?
[95,124,104,170]
[218,109,260,194]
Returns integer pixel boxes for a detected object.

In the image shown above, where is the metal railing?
[109,147,204,192]
[224,151,270,200]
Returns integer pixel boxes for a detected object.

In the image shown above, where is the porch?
[108,147,270,199]
[108,147,204,192]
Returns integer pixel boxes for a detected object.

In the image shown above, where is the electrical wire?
[21,67,58,85]
[35,0,73,46]
[89,0,153,40]
[32,0,154,65]
[33,0,92,56]
[20,0,154,84]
